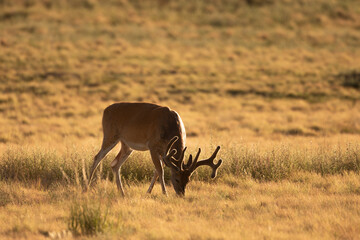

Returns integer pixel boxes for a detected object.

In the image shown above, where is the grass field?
[1,0,360,239]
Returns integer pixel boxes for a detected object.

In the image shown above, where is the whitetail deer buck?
[88,102,222,196]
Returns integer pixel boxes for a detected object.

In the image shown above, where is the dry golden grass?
[1,0,360,239]
[1,174,360,240]
[0,138,359,239]
[1,0,360,144]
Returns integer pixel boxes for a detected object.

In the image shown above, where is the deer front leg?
[150,151,167,195]
[111,143,133,196]
[147,170,159,194]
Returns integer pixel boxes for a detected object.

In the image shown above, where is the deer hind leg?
[88,137,119,189]
[150,150,167,195]
[111,142,133,196]
[147,170,159,194]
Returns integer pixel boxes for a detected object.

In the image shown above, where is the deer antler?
[174,147,187,169]
[181,148,200,170]
[185,146,222,178]
[163,137,223,178]
[162,136,188,171]
[162,136,180,170]
[165,136,178,154]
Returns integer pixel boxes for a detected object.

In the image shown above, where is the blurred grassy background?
[1,0,360,146]
[1,1,360,239]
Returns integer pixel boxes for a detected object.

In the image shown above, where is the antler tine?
[174,147,187,169]
[182,154,192,170]
[162,136,180,171]
[187,146,222,178]
[166,136,179,154]
[184,148,201,171]
[162,148,179,170]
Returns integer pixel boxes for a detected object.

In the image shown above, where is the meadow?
[1,0,360,239]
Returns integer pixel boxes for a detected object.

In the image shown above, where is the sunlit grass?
[1,173,360,239]
[1,0,360,239]
[68,200,109,236]
[0,140,359,190]
[0,0,360,144]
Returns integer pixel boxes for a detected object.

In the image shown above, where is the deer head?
[162,136,222,196]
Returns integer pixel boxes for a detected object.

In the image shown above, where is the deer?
[88,102,222,196]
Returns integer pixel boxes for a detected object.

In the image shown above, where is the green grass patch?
[68,200,110,236]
